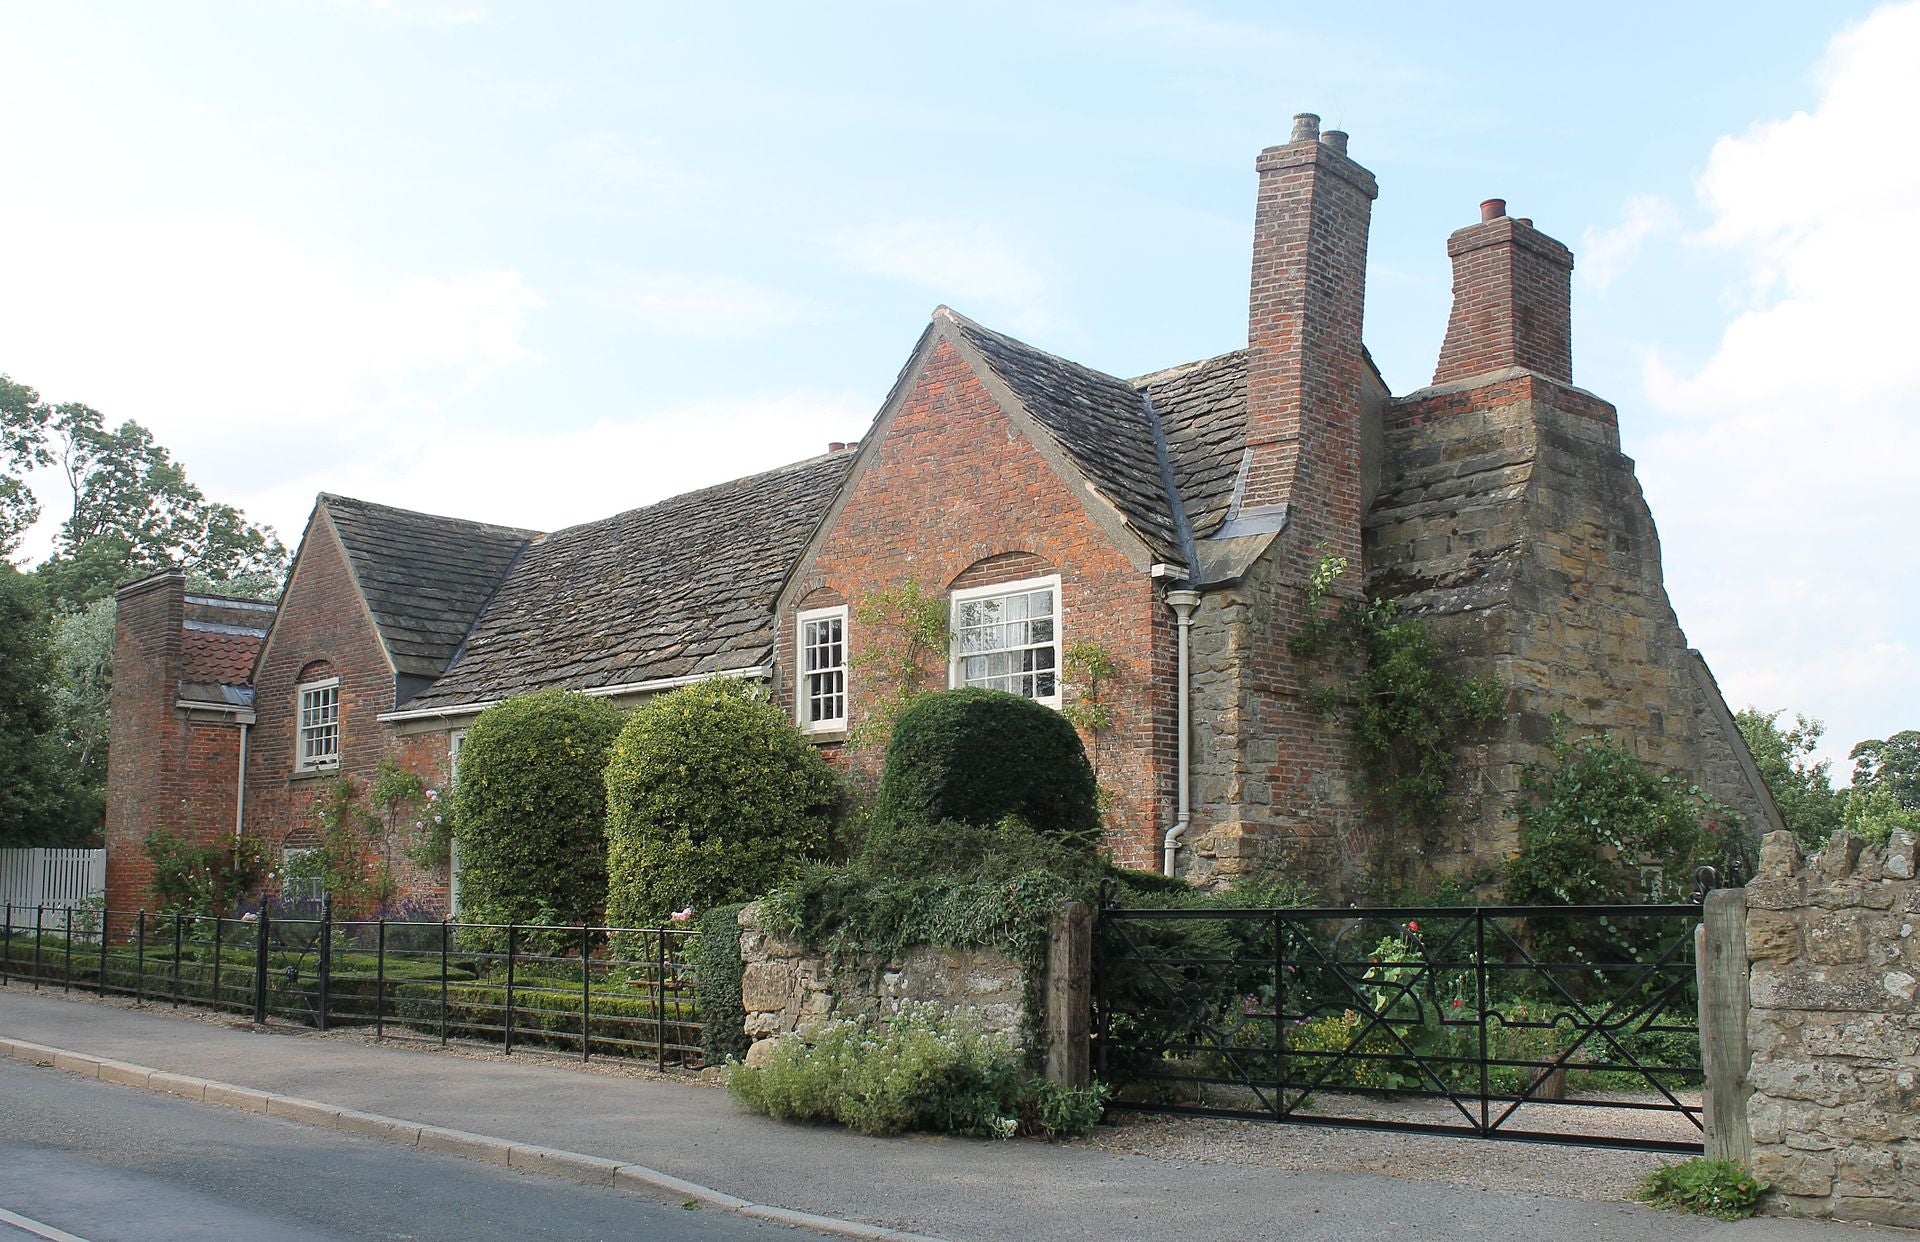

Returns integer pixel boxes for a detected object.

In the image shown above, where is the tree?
[0,375,51,557]
[1735,708,1846,850]
[0,565,78,846]
[48,596,115,828]
[1849,730,1920,812]
[34,403,287,609]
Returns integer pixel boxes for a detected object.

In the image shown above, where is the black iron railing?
[0,901,702,1069]
[1095,902,1706,1152]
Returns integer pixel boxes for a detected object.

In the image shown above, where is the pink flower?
[670,908,693,923]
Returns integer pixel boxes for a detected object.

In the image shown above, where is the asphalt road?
[0,1057,816,1242]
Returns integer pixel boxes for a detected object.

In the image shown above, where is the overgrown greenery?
[1290,554,1501,880]
[694,901,751,1065]
[1503,729,1755,908]
[869,688,1102,855]
[143,828,269,917]
[451,691,625,936]
[726,1002,1109,1139]
[287,775,398,915]
[1639,1159,1769,1220]
[847,580,948,752]
[604,679,838,931]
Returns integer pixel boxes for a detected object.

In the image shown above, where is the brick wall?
[776,336,1174,869]
[1433,206,1575,386]
[104,574,249,911]
[1743,829,1918,1227]
[246,515,456,913]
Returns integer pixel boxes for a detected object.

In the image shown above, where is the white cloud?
[0,201,544,561]
[614,273,821,339]
[1578,195,1678,291]
[251,390,874,547]
[827,219,1053,309]
[1637,1,1920,776]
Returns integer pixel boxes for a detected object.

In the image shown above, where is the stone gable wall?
[735,902,1025,1068]
[1743,829,1919,1227]
[1360,372,1777,883]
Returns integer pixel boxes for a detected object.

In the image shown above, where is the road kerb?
[508,1143,622,1187]
[15,1037,942,1242]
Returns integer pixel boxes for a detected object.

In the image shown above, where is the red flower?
[1451,998,1463,1009]
[1407,920,1420,932]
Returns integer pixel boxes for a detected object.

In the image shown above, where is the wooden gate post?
[1045,900,1092,1088]
[1697,886,1751,1165]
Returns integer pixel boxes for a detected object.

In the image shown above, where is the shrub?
[1503,729,1755,907]
[694,902,751,1065]
[725,1002,1107,1139]
[144,829,267,917]
[604,679,838,930]
[451,691,625,935]
[869,688,1100,852]
[1639,1159,1769,1220]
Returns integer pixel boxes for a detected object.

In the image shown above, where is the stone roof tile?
[405,450,855,709]
[320,495,536,680]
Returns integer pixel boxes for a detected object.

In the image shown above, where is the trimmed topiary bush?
[869,688,1101,850]
[604,679,838,931]
[450,690,625,936]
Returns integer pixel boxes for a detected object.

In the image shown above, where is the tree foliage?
[0,565,75,846]
[1735,708,1845,850]
[1849,730,1920,812]
[604,680,838,930]
[451,691,625,931]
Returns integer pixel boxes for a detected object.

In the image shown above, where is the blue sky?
[2,1,1912,777]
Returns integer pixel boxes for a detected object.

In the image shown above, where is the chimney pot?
[1515,217,1533,228]
[1480,198,1507,223]
[1321,130,1348,154]
[828,441,847,452]
[1290,113,1321,143]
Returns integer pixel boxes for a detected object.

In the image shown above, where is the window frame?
[795,604,850,734]
[295,676,342,772]
[947,574,1064,708]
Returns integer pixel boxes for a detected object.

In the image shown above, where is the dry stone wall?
[1743,829,1919,1227]
[735,903,1026,1068]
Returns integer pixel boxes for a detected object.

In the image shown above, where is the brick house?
[105,115,1781,912]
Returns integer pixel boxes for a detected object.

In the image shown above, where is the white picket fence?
[0,848,107,913]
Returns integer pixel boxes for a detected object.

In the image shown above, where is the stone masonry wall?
[1743,829,1919,1227]
[1363,370,1778,883]
[735,902,1026,1068]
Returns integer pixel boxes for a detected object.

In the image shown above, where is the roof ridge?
[936,306,1136,391]
[319,492,543,539]
[540,447,859,542]
[1131,347,1248,389]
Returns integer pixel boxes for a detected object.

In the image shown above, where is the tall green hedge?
[450,690,625,932]
[604,680,838,930]
[870,688,1100,850]
[694,901,750,1064]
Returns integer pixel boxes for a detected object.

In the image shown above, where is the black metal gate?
[1094,902,1705,1151]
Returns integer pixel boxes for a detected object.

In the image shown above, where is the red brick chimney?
[1433,199,1575,385]
[1242,112,1378,564]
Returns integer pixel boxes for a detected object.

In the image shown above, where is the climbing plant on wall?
[1291,553,1502,880]
[847,580,949,753]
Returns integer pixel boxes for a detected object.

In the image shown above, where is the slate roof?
[947,312,1191,564]
[320,495,536,680]
[1139,350,1250,540]
[404,450,856,709]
